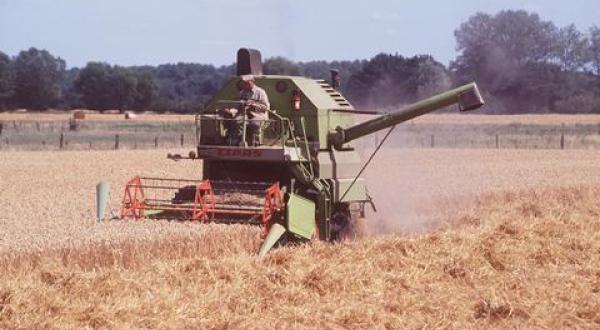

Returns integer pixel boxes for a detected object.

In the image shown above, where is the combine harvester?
[117,48,484,255]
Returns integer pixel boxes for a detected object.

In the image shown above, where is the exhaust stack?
[237,48,263,76]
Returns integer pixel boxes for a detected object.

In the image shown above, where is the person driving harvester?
[221,74,270,146]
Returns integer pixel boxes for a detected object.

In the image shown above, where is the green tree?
[74,62,115,110]
[452,10,558,83]
[300,59,365,92]
[345,54,449,109]
[589,26,600,75]
[263,57,302,76]
[13,48,66,110]
[110,68,137,109]
[133,72,158,110]
[450,10,578,113]
[0,51,14,110]
[555,24,589,72]
[75,63,158,111]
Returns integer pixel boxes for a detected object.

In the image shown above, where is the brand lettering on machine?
[216,148,263,157]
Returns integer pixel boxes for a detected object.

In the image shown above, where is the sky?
[0,0,598,68]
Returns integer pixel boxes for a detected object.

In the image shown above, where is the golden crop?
[0,148,599,329]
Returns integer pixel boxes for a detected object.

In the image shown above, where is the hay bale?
[72,110,85,120]
[124,111,137,119]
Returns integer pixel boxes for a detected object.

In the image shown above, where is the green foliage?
[0,51,14,110]
[452,10,599,114]
[13,48,65,110]
[452,11,557,85]
[150,63,233,113]
[75,63,158,111]
[556,24,589,72]
[263,57,302,76]
[345,54,450,109]
[589,26,600,75]
[1,9,599,114]
[554,91,600,113]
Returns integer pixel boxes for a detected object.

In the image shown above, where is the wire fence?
[0,119,197,151]
[360,122,600,150]
[1,119,600,151]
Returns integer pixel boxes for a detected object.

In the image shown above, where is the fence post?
[560,123,565,150]
[89,141,92,150]
[155,136,158,148]
[495,134,499,149]
[115,134,120,150]
[180,133,184,147]
[430,135,435,148]
[59,132,64,149]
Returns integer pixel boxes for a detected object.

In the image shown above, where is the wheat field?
[0,148,599,328]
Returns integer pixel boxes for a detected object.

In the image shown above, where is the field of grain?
[1,148,599,328]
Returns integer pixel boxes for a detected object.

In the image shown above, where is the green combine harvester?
[118,48,484,255]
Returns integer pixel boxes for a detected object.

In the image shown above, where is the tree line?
[0,10,599,114]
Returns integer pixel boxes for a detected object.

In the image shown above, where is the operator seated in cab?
[220,75,270,146]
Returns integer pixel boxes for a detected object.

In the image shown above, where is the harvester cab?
[119,48,485,256]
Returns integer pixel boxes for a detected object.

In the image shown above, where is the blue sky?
[1,0,598,68]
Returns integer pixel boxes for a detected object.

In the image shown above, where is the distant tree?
[452,10,558,85]
[60,67,82,109]
[263,57,302,76]
[412,57,452,99]
[300,59,365,92]
[589,26,600,76]
[555,24,589,72]
[74,62,115,110]
[75,63,158,111]
[13,48,66,110]
[111,68,138,109]
[449,10,591,113]
[151,63,232,112]
[0,51,14,110]
[132,72,158,110]
[345,54,449,109]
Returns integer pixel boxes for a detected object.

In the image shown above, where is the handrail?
[195,108,293,148]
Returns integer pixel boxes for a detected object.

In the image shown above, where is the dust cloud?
[359,146,600,234]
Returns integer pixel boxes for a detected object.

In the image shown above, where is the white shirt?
[239,85,270,120]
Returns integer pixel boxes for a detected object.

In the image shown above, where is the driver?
[219,75,270,146]
[239,75,269,145]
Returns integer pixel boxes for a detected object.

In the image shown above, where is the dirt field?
[0,148,599,328]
